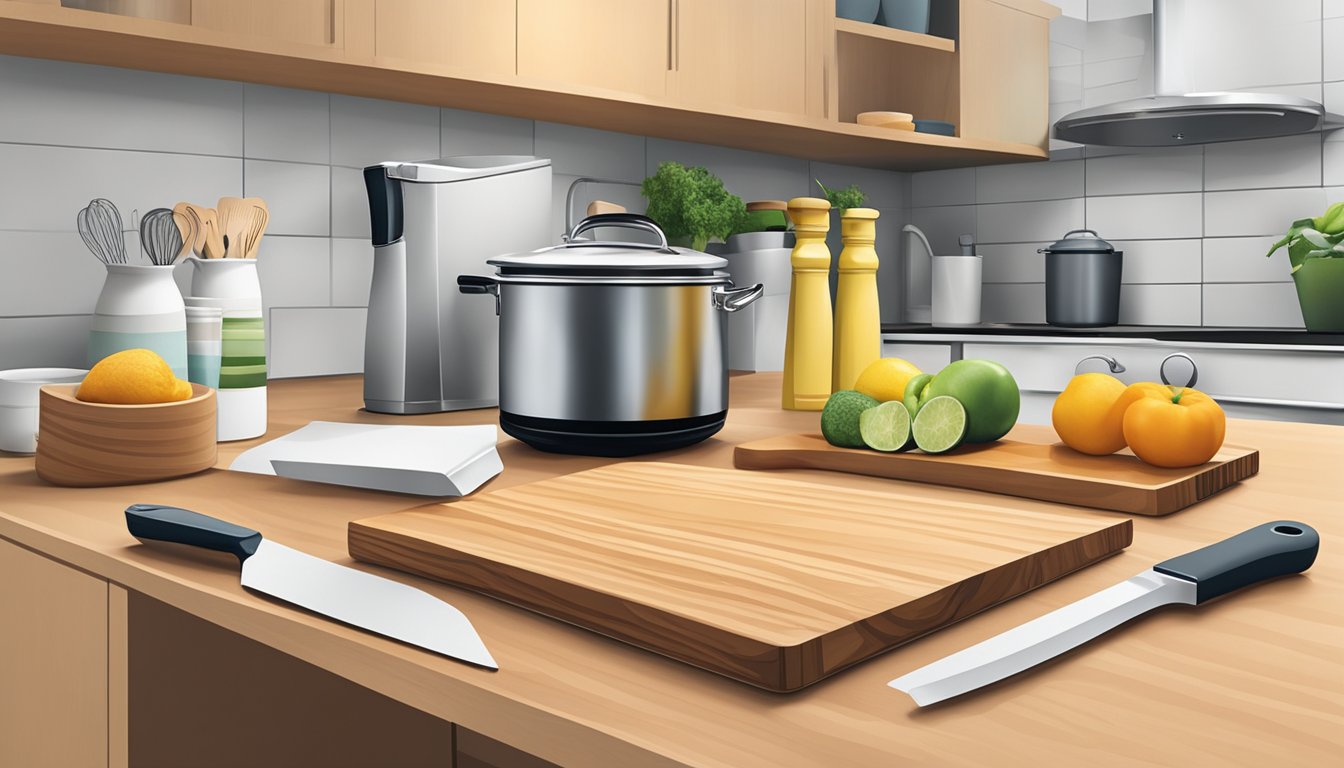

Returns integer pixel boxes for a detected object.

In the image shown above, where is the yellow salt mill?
[832,207,881,391]
[781,197,833,410]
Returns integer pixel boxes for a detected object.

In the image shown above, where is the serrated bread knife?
[126,504,497,670]
[890,521,1318,706]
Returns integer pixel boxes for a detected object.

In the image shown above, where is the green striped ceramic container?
[188,258,267,441]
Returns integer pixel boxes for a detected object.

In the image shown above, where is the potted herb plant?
[1266,202,1344,331]
[641,162,745,252]
[815,179,866,214]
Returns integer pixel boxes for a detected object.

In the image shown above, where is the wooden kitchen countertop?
[1,373,1341,767]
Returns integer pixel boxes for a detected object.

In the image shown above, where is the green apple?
[923,359,1020,443]
[902,373,934,418]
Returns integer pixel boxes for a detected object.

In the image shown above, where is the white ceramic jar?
[88,264,188,378]
[0,368,88,454]
[188,258,267,441]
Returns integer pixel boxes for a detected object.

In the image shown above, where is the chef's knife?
[890,521,1318,706]
[125,504,497,670]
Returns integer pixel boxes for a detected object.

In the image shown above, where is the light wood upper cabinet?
[517,0,670,99]
[191,0,337,47]
[670,0,811,117]
[369,0,515,77]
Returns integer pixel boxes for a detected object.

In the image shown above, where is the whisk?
[139,208,185,266]
[76,198,127,265]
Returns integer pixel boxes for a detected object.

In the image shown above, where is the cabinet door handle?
[1074,354,1125,376]
[1160,352,1198,389]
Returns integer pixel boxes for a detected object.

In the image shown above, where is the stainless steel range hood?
[1054,0,1337,147]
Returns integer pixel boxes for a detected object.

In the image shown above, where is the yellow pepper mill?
[782,197,833,411]
[832,207,881,392]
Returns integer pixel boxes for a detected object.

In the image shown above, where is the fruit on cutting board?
[76,349,193,404]
[902,373,935,418]
[1051,373,1133,455]
[911,396,968,454]
[821,390,880,448]
[853,357,922,404]
[907,359,1020,444]
[859,400,911,452]
[1121,383,1226,468]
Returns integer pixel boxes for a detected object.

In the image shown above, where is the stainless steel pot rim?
[481,272,736,286]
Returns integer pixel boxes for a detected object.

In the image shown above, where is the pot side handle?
[457,274,500,315]
[712,283,764,313]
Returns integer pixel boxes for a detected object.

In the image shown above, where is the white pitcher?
[89,264,188,378]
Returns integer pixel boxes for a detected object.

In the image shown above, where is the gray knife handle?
[1154,521,1319,604]
[125,504,263,563]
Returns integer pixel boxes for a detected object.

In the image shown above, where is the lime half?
[912,396,968,454]
[860,401,911,452]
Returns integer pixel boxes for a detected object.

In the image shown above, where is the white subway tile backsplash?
[1087,0,1152,23]
[646,139,810,203]
[1204,188,1327,237]
[1117,284,1200,326]
[0,55,242,157]
[1203,237,1294,283]
[1202,283,1304,328]
[1087,193,1201,240]
[1179,0,1321,92]
[536,122,643,180]
[978,198,1085,244]
[331,95,439,169]
[981,283,1047,324]
[243,85,329,164]
[1204,134,1322,192]
[1084,13,1149,64]
[1327,0,1344,19]
[911,168,976,207]
[1323,141,1344,186]
[0,232,106,316]
[976,160,1083,204]
[0,144,241,232]
[268,307,367,378]
[243,160,330,237]
[1326,18,1344,82]
[440,108,534,157]
[330,166,371,241]
[978,244,1045,283]
[257,236,330,314]
[1084,147,1202,195]
[332,238,374,307]
[0,314,91,369]
[1111,239,1202,284]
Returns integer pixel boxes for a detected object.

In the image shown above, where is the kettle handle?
[565,213,671,251]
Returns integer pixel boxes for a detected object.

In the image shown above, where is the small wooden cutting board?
[733,424,1259,516]
[349,462,1132,691]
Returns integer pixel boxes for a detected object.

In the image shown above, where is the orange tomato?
[1121,383,1226,468]
[1052,373,1130,455]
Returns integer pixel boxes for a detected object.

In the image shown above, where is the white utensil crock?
[89,264,188,378]
[931,255,982,327]
[188,258,266,441]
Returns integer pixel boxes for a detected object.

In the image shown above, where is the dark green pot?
[1292,257,1344,331]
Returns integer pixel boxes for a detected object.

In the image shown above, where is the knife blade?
[125,503,497,670]
[890,521,1318,706]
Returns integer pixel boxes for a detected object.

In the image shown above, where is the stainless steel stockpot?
[458,214,763,456]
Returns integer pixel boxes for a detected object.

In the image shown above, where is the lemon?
[853,358,922,404]
[76,349,194,404]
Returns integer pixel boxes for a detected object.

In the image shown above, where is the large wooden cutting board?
[734,424,1259,516]
[349,462,1131,692]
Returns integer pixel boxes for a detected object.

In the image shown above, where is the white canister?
[88,264,188,378]
[0,368,87,454]
[188,258,266,441]
[931,255,982,327]
[185,305,223,390]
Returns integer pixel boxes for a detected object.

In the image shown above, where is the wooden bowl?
[35,383,217,487]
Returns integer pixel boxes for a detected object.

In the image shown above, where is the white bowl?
[0,368,88,453]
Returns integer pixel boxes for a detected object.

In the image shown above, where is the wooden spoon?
[244,198,269,259]
[170,208,195,262]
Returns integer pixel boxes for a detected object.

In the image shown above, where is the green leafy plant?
[815,179,866,213]
[1266,201,1344,273]
[641,162,745,251]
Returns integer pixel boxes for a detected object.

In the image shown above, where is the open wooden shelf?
[834,17,956,53]
[0,0,1051,171]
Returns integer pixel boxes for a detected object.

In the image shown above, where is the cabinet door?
[192,0,338,47]
[0,539,109,768]
[372,0,515,77]
[517,0,670,98]
[671,0,810,116]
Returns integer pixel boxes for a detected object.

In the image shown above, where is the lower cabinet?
[0,538,110,768]
[457,727,560,768]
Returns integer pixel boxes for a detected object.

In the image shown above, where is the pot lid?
[488,214,728,274]
[1039,229,1116,254]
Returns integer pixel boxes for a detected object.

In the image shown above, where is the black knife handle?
[1154,521,1319,604]
[125,504,263,563]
